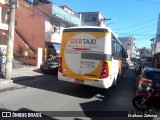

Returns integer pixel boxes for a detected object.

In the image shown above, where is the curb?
[0,67,42,85]
[0,76,38,85]
[0,79,13,85]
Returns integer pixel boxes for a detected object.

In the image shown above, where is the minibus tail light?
[58,57,62,73]
[100,61,109,78]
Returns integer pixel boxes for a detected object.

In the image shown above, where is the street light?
[107,21,117,26]
[98,18,111,26]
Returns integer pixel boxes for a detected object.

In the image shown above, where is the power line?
[117,32,156,36]
[19,0,158,49]
[119,23,157,35]
[112,18,157,30]
[119,29,155,36]
[136,0,160,4]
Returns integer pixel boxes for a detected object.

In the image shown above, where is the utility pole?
[5,0,16,80]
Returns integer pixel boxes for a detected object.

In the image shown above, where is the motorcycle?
[132,81,160,111]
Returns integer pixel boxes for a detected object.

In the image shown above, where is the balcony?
[45,32,62,43]
[51,33,62,43]
[51,4,81,26]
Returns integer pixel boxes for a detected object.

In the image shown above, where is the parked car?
[135,67,160,94]
[40,56,59,74]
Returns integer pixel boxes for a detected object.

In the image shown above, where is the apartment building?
[119,37,136,60]
[14,0,81,66]
[78,12,106,27]
[154,13,160,54]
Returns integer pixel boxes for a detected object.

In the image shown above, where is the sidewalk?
[0,66,43,85]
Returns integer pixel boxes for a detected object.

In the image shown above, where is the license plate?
[75,79,84,84]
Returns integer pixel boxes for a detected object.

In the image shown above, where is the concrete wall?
[79,12,106,27]
[14,0,50,65]
[15,0,46,50]
[0,0,8,34]
[119,37,136,59]
[155,14,160,54]
[80,12,99,26]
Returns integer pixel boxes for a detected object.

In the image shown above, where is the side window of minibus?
[122,47,125,61]
[112,36,117,59]
[120,46,123,60]
[117,43,121,60]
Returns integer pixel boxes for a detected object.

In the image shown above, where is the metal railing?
[52,4,81,26]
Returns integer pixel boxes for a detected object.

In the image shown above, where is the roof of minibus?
[63,26,112,32]
[63,26,120,42]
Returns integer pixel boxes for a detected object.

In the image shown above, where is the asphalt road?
[0,68,157,120]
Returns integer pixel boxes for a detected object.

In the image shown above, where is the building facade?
[0,0,8,45]
[139,47,151,58]
[78,12,106,27]
[135,49,140,58]
[119,37,136,60]
[154,13,160,54]
[14,0,81,66]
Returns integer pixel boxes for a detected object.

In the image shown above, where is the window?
[112,34,123,60]
[117,43,120,57]
[91,16,97,22]
[52,23,60,34]
[84,18,91,22]
[112,36,116,58]
[112,34,118,59]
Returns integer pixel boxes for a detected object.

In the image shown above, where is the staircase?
[15,29,36,53]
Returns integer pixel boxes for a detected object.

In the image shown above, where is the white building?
[119,37,136,60]
[154,14,160,54]
[77,12,106,27]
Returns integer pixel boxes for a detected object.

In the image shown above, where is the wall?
[155,14,160,54]
[0,0,8,34]
[14,32,37,65]
[119,37,136,59]
[80,12,99,26]
[98,12,106,27]
[14,0,48,65]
